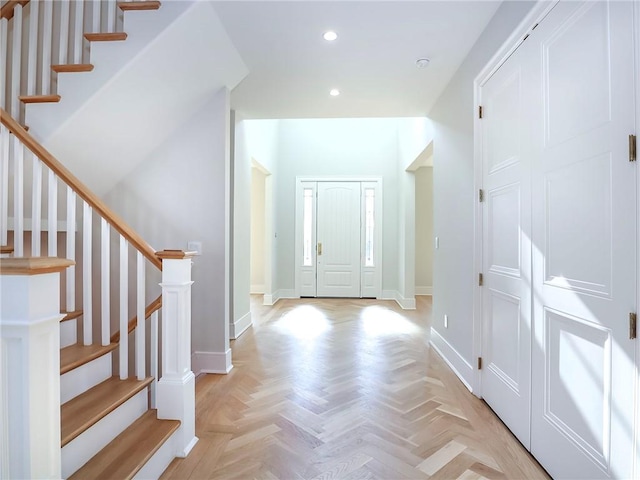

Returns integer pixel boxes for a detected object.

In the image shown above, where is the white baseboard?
[263,289,297,306]
[429,327,474,392]
[229,311,252,340]
[191,349,233,375]
[381,290,416,310]
[263,292,276,306]
[415,286,433,296]
[250,284,264,294]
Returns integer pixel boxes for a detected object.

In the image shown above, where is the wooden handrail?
[0,109,162,270]
[110,295,162,343]
[0,0,29,20]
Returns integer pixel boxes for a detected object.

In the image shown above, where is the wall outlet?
[444,314,448,328]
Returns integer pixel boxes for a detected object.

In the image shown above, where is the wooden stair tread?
[84,32,128,42]
[61,310,83,322]
[118,1,161,11]
[61,376,154,446]
[52,64,94,73]
[0,245,13,254]
[69,410,178,480]
[61,343,118,374]
[19,94,61,104]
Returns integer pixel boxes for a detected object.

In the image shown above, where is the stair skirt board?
[60,352,112,404]
[133,429,179,480]
[60,320,78,349]
[62,389,148,478]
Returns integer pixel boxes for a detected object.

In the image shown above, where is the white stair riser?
[60,319,77,349]
[60,351,112,404]
[133,428,178,480]
[62,388,148,478]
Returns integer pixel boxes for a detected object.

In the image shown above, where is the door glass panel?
[303,188,313,266]
[365,189,375,266]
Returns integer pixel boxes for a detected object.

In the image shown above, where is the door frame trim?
[294,176,383,299]
[472,1,559,396]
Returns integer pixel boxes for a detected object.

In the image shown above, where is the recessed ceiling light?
[323,31,338,41]
[416,58,431,69]
[329,89,340,97]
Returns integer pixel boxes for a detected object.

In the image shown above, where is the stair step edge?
[62,376,154,447]
[60,343,118,375]
[118,1,161,12]
[19,94,61,104]
[84,32,128,42]
[69,410,179,480]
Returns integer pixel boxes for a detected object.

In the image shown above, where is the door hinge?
[477,357,483,370]
[630,312,637,339]
[630,134,637,162]
[478,105,483,119]
[479,189,484,203]
[478,273,484,286]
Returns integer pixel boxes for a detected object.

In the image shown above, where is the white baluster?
[59,1,70,65]
[150,309,159,408]
[47,170,57,257]
[26,0,39,95]
[66,188,76,312]
[0,125,9,246]
[92,0,100,33]
[1,18,8,111]
[83,202,92,345]
[13,138,23,256]
[11,5,22,118]
[30,156,42,256]
[41,1,53,94]
[101,218,110,346]
[107,0,117,33]
[136,252,145,380]
[72,1,84,64]
[119,236,128,379]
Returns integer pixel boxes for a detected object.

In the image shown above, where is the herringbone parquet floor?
[161,296,549,479]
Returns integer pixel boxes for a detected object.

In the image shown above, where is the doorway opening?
[294,177,382,299]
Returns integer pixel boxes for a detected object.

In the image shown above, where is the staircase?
[0,1,197,478]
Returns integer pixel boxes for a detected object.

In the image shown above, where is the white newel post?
[0,258,74,480]
[155,250,198,457]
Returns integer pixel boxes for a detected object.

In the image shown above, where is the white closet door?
[530,1,636,478]
[480,33,533,448]
[317,182,361,297]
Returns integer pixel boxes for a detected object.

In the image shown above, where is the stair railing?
[0,0,152,125]
[1,108,163,387]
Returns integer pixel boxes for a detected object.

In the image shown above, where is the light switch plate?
[187,241,202,255]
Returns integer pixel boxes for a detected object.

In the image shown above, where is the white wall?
[103,88,231,374]
[275,118,401,296]
[250,168,266,292]
[230,112,254,339]
[429,1,536,385]
[415,167,433,293]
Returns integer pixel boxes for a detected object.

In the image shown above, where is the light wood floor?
[161,296,549,479]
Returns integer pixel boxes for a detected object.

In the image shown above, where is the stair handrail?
[0,108,162,270]
[0,0,29,20]
[110,294,162,343]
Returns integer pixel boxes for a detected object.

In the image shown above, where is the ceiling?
[211,1,502,119]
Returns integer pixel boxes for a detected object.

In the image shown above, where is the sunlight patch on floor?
[360,306,419,336]
[273,305,331,340]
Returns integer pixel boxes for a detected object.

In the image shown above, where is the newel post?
[0,257,74,480]
[155,250,198,457]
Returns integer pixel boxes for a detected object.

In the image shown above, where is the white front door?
[530,2,636,478]
[479,31,533,448]
[316,182,361,297]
